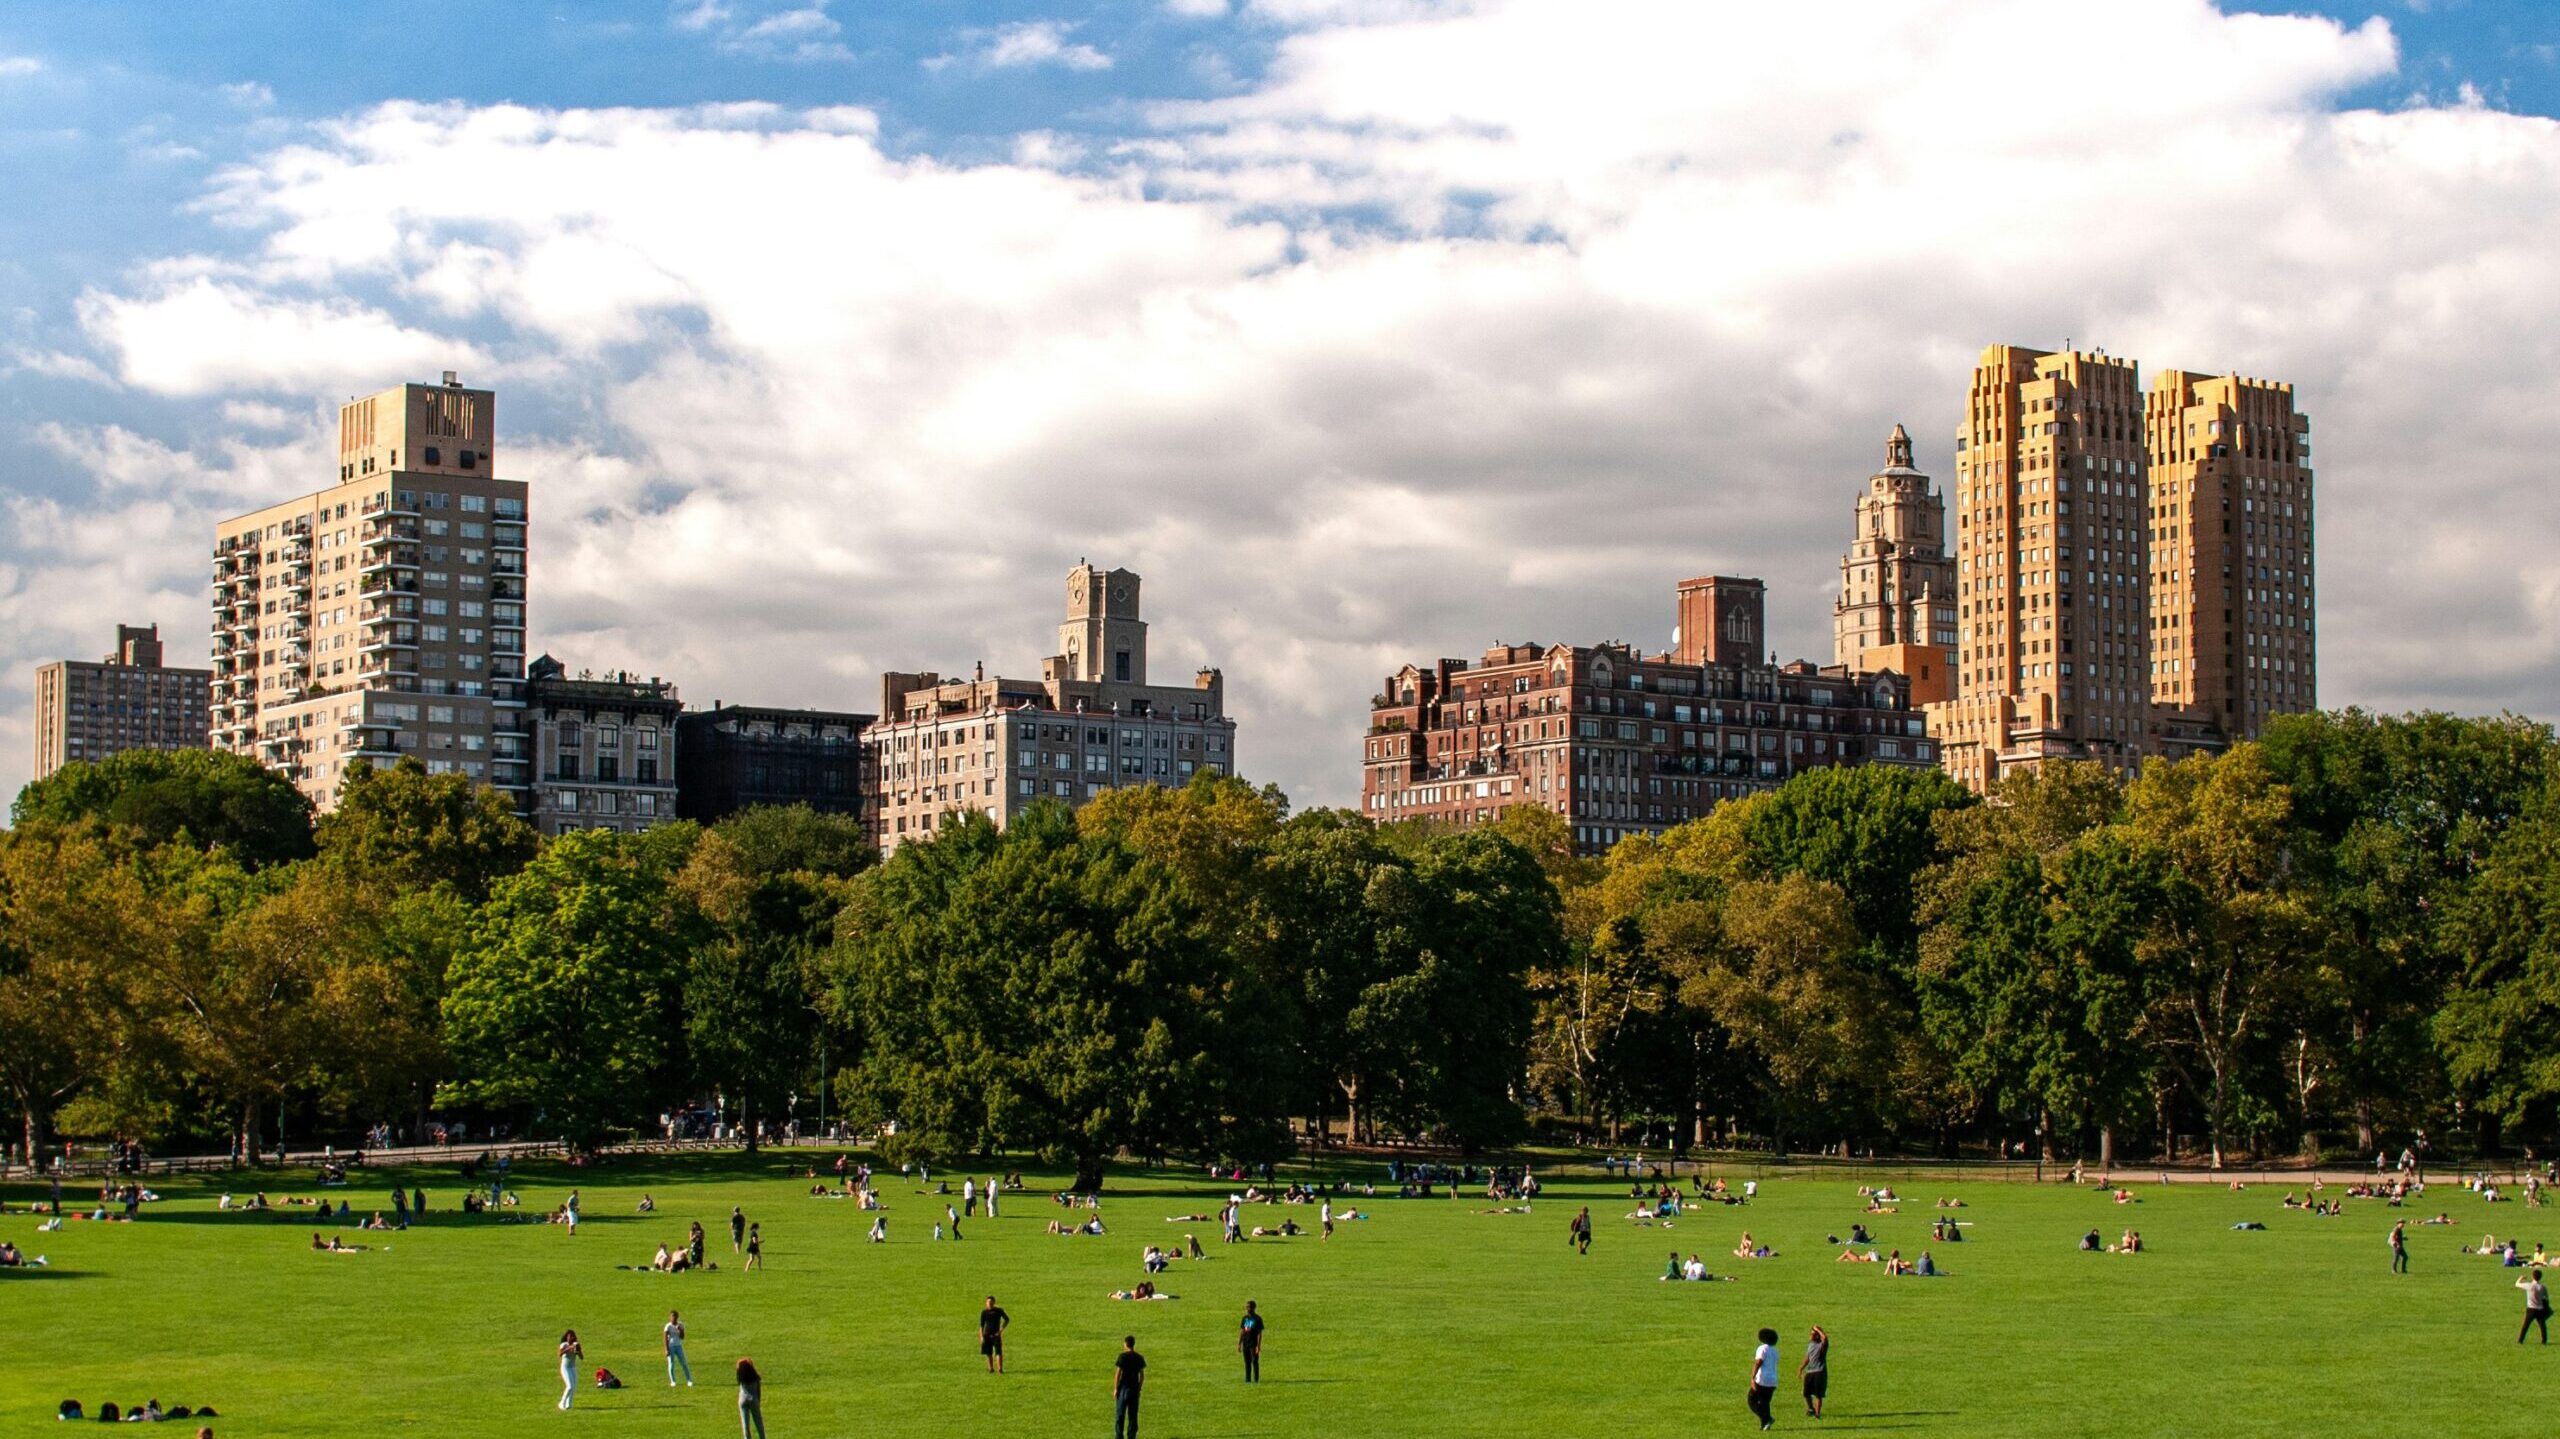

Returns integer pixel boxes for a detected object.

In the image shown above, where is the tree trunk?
[2207,1060,2228,1170]
[742,1096,759,1154]
[21,1100,45,1174]
[2099,1124,2115,1169]
[1072,1159,1106,1193]
[240,1095,263,1168]
[2037,1108,2055,1165]
[2353,1093,2377,1156]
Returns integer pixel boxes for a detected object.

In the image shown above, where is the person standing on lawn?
[980,1295,1010,1373]
[1747,1327,1779,1431]
[735,1357,766,1439]
[664,1310,694,1386]
[1238,1300,1265,1383]
[2390,1219,2409,1274]
[1799,1325,1828,1419]
[2522,1271,2552,1344]
[1112,1335,1146,1439]
[730,1206,747,1254]
[557,1330,584,1411]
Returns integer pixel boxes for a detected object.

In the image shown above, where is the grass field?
[4,1152,2553,1437]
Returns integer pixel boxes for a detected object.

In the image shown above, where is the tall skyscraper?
[212,375,530,810]
[31,624,211,780]
[1833,424,1956,705]
[2145,370,2316,743]
[1918,344,2314,793]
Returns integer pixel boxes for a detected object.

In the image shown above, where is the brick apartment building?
[30,624,211,780]
[1361,575,1935,855]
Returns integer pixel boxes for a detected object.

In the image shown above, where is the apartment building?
[1362,575,1935,855]
[676,704,870,822]
[867,562,1236,849]
[211,375,529,810]
[30,624,212,780]
[1921,344,2315,793]
[1833,424,1957,706]
[2146,370,2316,741]
[525,654,680,836]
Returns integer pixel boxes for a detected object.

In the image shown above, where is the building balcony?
[361,497,419,520]
[359,631,419,654]
[361,551,421,575]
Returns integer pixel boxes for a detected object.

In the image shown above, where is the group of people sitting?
[1046,1216,1109,1236]
[1659,1251,1735,1282]
[1731,1232,1777,1259]
[1858,1186,1900,1214]
[56,1400,213,1424]
[2080,1227,2145,1254]
[1831,1245,1937,1274]
[1929,1216,1966,1242]
[2280,1193,2345,1216]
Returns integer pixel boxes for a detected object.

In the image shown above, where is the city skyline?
[6,1,2560,811]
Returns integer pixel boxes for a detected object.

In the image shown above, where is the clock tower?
[1058,561,1148,684]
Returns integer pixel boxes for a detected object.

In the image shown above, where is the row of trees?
[6,707,2559,1176]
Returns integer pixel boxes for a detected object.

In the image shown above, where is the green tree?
[2260,710,2554,1150]
[677,808,872,1149]
[0,828,143,1160]
[831,805,1236,1189]
[12,748,314,868]
[317,756,539,902]
[1667,872,1892,1155]
[2435,771,2560,1136]
[2123,746,2318,1167]
[439,827,702,1144]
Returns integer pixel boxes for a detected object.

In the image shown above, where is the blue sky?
[3,0,2557,807]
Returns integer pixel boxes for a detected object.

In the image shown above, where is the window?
[458,450,477,468]
[558,755,580,780]
[460,494,487,513]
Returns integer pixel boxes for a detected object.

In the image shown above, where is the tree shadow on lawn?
[0,1267,88,1281]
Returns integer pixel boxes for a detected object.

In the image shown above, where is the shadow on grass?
[0,1267,87,1281]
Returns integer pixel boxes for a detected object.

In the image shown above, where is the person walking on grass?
[736,1357,766,1439]
[665,1309,694,1386]
[557,1330,584,1411]
[2523,1271,2552,1345]
[1799,1325,1828,1419]
[2390,1219,2409,1274]
[1570,1206,1591,1256]
[1238,1300,1265,1383]
[980,1295,1011,1373]
[1112,1335,1147,1439]
[730,1206,747,1255]
[746,1222,763,1269]
[1746,1327,1779,1431]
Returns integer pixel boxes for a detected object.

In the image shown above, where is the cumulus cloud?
[677,0,853,62]
[930,20,1113,74]
[8,0,2560,811]
[0,56,43,78]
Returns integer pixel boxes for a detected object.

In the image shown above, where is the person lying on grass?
[1109,1281,1173,1300]
[310,1232,368,1252]
[1732,1234,1776,1259]
[1835,1248,1879,1263]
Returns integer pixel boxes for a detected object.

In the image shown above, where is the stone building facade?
[524,655,681,835]
[1833,424,1956,706]
[867,562,1236,850]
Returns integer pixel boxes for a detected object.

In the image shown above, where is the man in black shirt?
[1238,1300,1265,1382]
[980,1295,1011,1373]
[1112,1335,1146,1439]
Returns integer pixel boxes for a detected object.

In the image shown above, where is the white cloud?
[12,0,2560,812]
[1164,0,1230,16]
[678,0,853,61]
[77,275,488,397]
[932,20,1113,74]
[220,81,276,108]
[0,56,43,78]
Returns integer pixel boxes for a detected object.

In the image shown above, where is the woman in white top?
[665,1310,694,1386]
[557,1329,584,1410]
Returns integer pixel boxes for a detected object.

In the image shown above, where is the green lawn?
[4,1153,2552,1436]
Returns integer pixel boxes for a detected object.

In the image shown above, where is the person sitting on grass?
[1914,1250,1939,1277]
[1732,1234,1775,1259]
[2114,1229,2144,1254]
[1848,1223,1873,1246]
[651,1243,674,1272]
[868,1216,887,1244]
[1186,1233,1206,1260]
[2080,1229,2104,1252]
[637,1194,655,1213]
[1144,1245,1169,1273]
[1661,1250,1684,1281]
[1882,1249,1913,1275]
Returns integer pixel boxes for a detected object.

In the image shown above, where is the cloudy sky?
[2,0,2556,811]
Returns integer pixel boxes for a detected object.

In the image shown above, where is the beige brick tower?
[1834,423,1956,705]
[1925,345,2151,792]
[2146,370,2315,744]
